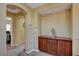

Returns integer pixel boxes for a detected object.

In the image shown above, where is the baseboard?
[25,49,39,54]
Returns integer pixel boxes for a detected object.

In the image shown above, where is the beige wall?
[12,14,25,46]
[0,4,6,55]
[16,14,25,46]
[72,3,79,55]
[40,10,72,37]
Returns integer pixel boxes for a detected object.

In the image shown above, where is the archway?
[6,4,28,55]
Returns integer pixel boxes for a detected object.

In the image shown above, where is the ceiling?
[26,3,46,8]
[7,4,72,15]
[7,4,46,14]
[26,3,72,15]
[39,4,72,15]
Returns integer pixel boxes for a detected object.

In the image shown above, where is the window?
[6,24,11,31]
[6,17,12,31]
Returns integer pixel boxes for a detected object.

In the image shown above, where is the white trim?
[25,49,39,54]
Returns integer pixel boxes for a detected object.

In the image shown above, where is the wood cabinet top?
[39,35,72,41]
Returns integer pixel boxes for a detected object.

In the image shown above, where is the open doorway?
[6,16,12,47]
[6,5,26,50]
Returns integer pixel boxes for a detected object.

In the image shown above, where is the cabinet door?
[65,41,72,56]
[58,40,72,56]
[58,40,66,56]
[47,39,57,55]
[39,38,47,52]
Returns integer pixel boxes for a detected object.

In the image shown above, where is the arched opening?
[6,5,27,51]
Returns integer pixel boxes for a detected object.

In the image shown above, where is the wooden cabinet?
[38,37,47,52]
[47,39,58,55]
[57,40,72,56]
[58,40,67,56]
[38,36,72,56]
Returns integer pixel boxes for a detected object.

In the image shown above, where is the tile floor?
[19,51,52,56]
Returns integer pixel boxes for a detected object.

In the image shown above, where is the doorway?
[6,16,12,47]
[6,5,26,50]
